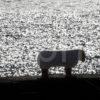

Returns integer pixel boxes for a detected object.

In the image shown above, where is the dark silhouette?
[38,50,86,79]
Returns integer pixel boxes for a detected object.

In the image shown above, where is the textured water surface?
[0,0,100,78]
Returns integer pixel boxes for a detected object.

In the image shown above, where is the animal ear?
[81,50,86,62]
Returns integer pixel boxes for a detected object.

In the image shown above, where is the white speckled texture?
[0,0,100,78]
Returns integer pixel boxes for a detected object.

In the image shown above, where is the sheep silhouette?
[37,50,86,79]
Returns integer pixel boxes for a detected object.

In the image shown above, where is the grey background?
[0,0,100,78]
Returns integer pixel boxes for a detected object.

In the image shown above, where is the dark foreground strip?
[0,78,100,96]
